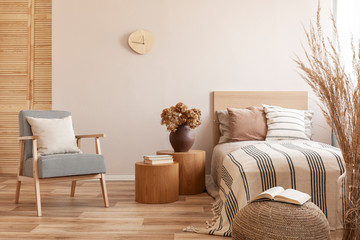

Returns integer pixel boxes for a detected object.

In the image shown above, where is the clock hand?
[131,41,145,44]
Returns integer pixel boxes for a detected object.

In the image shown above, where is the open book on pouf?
[250,186,311,205]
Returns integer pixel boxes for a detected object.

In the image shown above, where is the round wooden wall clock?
[128,30,154,55]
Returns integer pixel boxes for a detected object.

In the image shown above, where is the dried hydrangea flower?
[161,102,201,132]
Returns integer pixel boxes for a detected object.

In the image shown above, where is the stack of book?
[143,155,173,165]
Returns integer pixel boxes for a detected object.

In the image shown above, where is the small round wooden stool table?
[135,162,179,204]
[156,150,205,195]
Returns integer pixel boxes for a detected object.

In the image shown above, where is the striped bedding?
[262,104,309,140]
[198,140,345,237]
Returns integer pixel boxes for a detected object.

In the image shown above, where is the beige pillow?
[216,110,231,143]
[227,107,267,141]
[26,116,81,155]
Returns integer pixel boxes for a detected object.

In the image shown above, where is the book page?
[262,186,285,198]
[274,189,311,205]
[145,158,173,161]
[250,186,284,202]
[144,155,172,158]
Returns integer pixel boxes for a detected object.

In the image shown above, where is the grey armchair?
[16,110,109,216]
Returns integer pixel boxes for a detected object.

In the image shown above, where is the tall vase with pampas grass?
[294,4,360,240]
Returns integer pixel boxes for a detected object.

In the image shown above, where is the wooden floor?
[0,174,342,239]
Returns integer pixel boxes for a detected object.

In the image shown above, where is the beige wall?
[53,0,332,176]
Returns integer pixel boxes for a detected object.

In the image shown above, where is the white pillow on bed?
[263,104,310,141]
[304,110,314,139]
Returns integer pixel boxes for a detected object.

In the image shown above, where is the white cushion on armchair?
[26,116,81,155]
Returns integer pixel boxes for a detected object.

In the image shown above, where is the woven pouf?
[232,201,330,240]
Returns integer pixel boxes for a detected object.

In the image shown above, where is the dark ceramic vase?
[169,124,195,152]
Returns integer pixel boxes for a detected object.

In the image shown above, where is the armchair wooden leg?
[15,180,21,203]
[34,178,42,217]
[100,174,109,208]
[70,181,76,197]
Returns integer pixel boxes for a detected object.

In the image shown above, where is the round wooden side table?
[135,162,179,204]
[156,150,205,195]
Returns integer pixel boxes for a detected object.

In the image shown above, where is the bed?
[198,91,345,237]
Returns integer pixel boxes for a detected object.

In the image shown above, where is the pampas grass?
[294,3,360,240]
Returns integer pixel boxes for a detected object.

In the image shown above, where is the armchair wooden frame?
[15,134,109,217]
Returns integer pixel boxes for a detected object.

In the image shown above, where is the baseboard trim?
[104,174,210,182]
[105,175,135,181]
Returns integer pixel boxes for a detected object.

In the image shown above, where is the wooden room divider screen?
[0,0,52,174]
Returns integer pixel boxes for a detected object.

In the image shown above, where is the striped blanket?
[194,141,345,237]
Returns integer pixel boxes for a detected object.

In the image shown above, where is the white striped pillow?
[262,104,309,141]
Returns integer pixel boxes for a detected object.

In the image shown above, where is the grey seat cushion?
[23,153,106,178]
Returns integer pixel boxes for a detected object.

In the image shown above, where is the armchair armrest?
[75,134,105,154]
[19,136,40,141]
[18,135,40,181]
[75,134,105,139]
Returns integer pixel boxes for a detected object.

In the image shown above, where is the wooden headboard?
[213,91,308,145]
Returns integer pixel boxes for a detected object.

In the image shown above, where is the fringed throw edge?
[183,197,223,234]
